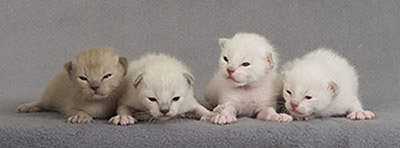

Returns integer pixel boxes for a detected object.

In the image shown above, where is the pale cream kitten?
[17,48,128,124]
[281,48,375,120]
[109,53,212,125]
[205,32,292,125]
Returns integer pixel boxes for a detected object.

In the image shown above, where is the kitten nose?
[91,86,99,91]
[226,68,235,75]
[290,101,299,109]
[160,108,170,114]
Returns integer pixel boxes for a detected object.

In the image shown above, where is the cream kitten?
[109,53,212,125]
[205,32,292,125]
[17,48,128,124]
[281,48,375,120]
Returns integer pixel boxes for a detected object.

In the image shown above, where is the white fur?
[281,48,375,120]
[109,53,212,125]
[205,32,292,125]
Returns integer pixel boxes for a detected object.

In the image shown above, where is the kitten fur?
[109,53,212,125]
[205,32,292,125]
[17,48,128,124]
[281,48,375,120]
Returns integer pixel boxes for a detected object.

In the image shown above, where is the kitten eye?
[305,96,313,100]
[103,73,112,80]
[241,62,250,67]
[172,96,180,101]
[79,76,88,81]
[223,56,229,63]
[148,97,157,102]
[286,90,292,95]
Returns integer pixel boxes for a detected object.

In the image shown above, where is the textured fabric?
[0,0,399,147]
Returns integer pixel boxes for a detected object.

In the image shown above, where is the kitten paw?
[267,113,293,122]
[109,115,136,126]
[211,114,237,125]
[212,105,225,113]
[347,110,375,120]
[68,113,93,124]
[17,103,42,113]
[294,115,314,121]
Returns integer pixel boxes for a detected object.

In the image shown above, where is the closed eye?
[305,96,312,100]
[102,73,112,80]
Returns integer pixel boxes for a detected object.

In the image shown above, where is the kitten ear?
[218,38,229,50]
[327,81,339,97]
[183,72,194,86]
[266,52,275,69]
[64,61,73,76]
[118,56,128,75]
[133,73,143,88]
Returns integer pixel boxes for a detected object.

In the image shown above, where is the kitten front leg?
[256,107,293,122]
[346,108,375,120]
[345,97,375,120]
[188,104,214,121]
[17,101,43,113]
[210,104,237,125]
[294,114,314,121]
[67,110,93,124]
[109,105,137,126]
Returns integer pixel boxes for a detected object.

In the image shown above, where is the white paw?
[109,115,136,126]
[212,105,225,113]
[68,113,93,124]
[17,103,42,113]
[210,114,237,125]
[294,115,314,121]
[267,113,293,122]
[347,110,375,120]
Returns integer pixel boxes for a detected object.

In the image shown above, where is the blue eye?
[79,76,88,81]
[103,73,112,80]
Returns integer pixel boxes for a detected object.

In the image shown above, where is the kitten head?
[218,32,277,86]
[131,55,195,120]
[281,69,339,117]
[64,47,128,100]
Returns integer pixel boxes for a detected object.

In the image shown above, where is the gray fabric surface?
[0,0,399,147]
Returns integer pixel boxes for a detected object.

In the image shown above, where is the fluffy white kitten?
[109,53,212,125]
[205,32,292,125]
[281,48,375,120]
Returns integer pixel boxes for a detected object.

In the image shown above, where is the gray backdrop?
[0,0,399,147]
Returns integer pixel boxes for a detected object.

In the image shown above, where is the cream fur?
[17,48,128,124]
[109,53,212,125]
[205,32,292,125]
[281,48,375,120]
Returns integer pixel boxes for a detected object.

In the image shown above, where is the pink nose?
[290,102,299,109]
[227,68,235,75]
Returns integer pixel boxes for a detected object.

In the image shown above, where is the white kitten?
[205,32,292,125]
[281,48,375,120]
[109,53,212,125]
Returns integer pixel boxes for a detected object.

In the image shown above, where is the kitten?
[17,48,128,124]
[281,48,375,120]
[205,32,292,125]
[109,53,212,125]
